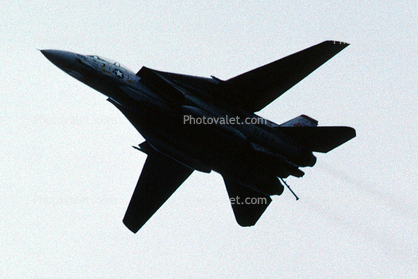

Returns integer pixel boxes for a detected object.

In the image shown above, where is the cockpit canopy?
[88,55,132,71]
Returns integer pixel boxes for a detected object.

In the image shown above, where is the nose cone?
[41,49,86,78]
[41,49,80,72]
[41,49,87,80]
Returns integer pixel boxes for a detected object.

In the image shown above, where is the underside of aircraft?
[42,40,356,233]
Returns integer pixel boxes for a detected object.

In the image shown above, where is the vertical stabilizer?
[280,114,318,127]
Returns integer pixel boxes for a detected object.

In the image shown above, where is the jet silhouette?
[42,41,355,233]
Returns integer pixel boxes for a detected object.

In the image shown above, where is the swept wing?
[223,41,349,112]
[142,41,349,113]
[123,147,193,233]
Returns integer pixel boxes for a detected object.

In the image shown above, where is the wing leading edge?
[224,40,349,112]
[123,147,193,233]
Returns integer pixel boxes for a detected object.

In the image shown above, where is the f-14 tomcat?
[41,40,355,233]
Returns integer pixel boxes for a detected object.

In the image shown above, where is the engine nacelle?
[290,151,317,167]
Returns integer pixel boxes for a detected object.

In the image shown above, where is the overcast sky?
[1,1,417,278]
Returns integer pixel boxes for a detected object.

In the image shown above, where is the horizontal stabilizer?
[123,148,193,233]
[223,176,272,226]
[278,126,356,153]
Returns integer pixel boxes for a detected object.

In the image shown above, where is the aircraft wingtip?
[327,40,350,46]
[123,219,140,234]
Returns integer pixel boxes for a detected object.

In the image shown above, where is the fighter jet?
[41,40,355,233]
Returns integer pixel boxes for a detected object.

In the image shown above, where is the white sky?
[1,1,417,278]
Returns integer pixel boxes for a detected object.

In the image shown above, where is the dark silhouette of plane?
[41,40,355,233]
